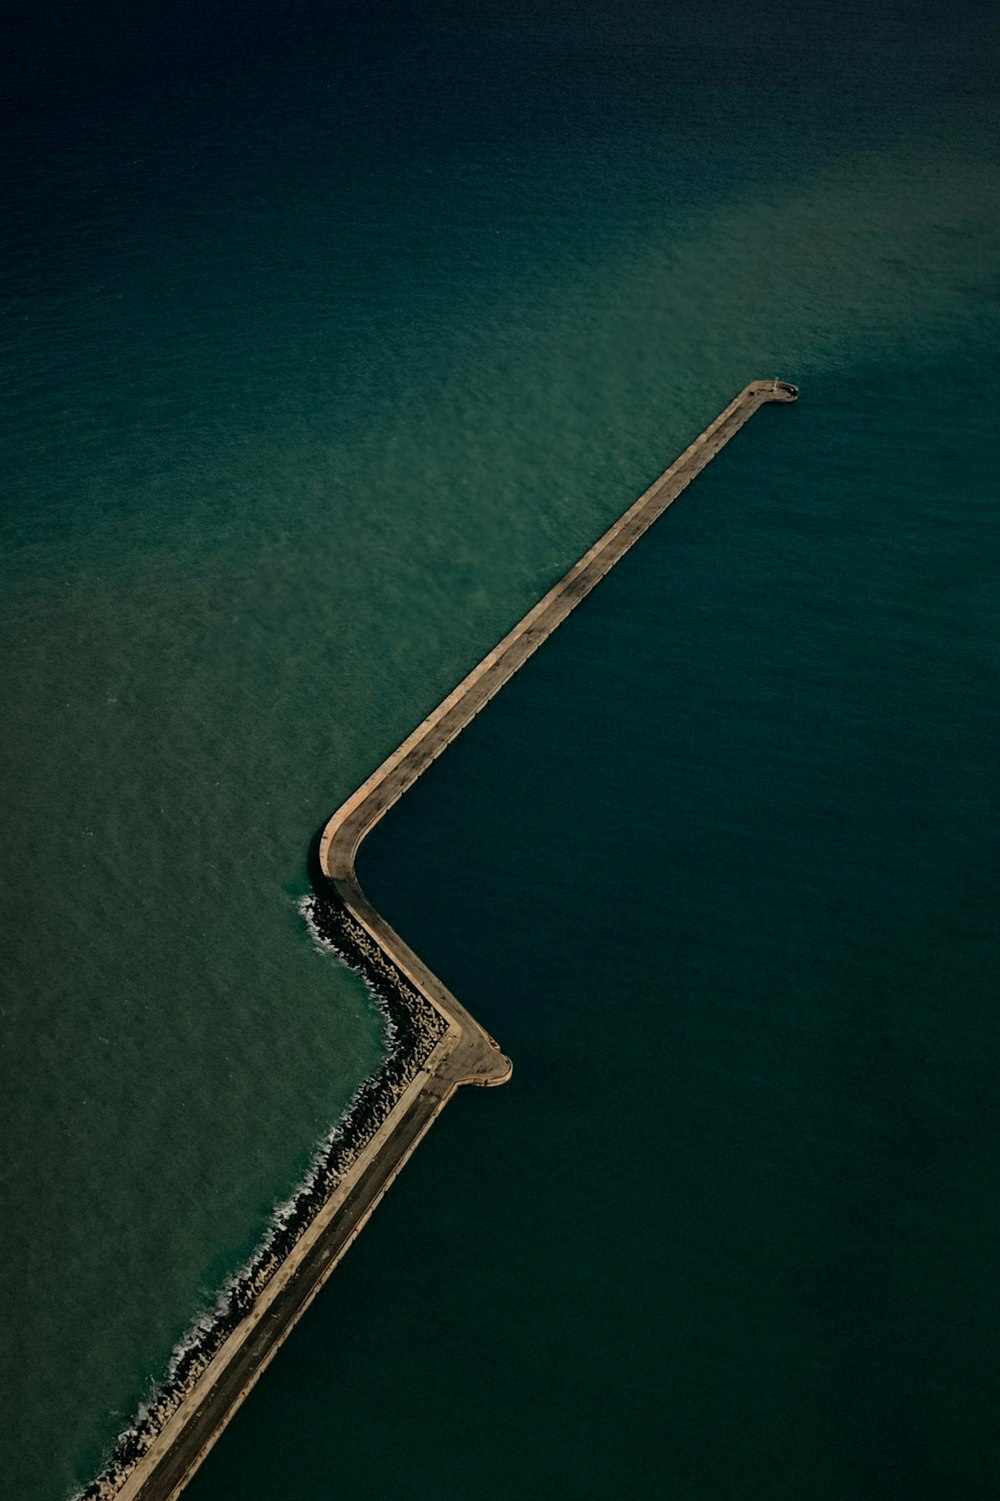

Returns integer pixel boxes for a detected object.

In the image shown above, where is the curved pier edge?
[320,378,797,1091]
[84,377,795,1501]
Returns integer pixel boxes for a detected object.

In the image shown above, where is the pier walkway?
[108,377,796,1501]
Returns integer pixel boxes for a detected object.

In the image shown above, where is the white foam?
[71,896,408,1500]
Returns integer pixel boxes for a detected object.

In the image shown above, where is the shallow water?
[2,0,998,1496]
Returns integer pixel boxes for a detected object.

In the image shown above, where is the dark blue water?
[3,1,998,1497]
[194,353,1000,1501]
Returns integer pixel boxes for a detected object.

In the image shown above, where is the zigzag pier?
[86,377,797,1501]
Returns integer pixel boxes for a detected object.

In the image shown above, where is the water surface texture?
[2,1,998,1498]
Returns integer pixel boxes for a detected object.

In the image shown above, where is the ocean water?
[2,2,998,1498]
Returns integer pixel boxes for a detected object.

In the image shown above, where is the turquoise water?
[2,2,998,1497]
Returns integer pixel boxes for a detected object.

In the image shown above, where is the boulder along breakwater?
[80,894,447,1500]
[82,378,796,1501]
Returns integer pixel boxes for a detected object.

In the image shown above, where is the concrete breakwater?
[319,381,798,892]
[83,377,795,1501]
[80,897,450,1501]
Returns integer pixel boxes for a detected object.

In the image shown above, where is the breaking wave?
[75,892,446,1500]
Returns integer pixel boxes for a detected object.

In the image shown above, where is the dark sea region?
[192,351,1000,1501]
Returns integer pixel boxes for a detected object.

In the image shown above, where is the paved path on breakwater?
[111,377,796,1501]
